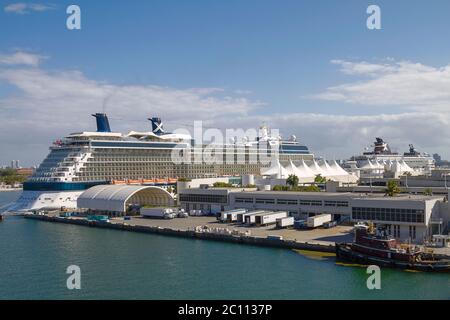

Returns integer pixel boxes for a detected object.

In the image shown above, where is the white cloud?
[4,3,55,14]
[330,59,396,76]
[0,56,449,165]
[0,65,263,164]
[0,51,46,67]
[313,59,450,111]
[208,112,450,160]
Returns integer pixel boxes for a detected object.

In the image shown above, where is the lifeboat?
[127,179,142,185]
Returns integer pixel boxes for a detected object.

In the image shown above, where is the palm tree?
[286,174,299,189]
[314,174,326,184]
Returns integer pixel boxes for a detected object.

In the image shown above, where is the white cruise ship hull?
[3,190,83,213]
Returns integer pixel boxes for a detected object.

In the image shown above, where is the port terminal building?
[179,187,450,243]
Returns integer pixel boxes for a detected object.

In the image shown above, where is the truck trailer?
[276,216,294,228]
[306,213,332,228]
[219,209,247,222]
[254,211,288,226]
[141,207,175,219]
[238,210,266,223]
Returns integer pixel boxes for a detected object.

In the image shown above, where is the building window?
[255,199,275,204]
[300,200,322,206]
[235,197,253,203]
[179,194,228,204]
[352,207,425,224]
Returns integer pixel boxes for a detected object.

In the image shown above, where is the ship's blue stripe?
[23,181,107,191]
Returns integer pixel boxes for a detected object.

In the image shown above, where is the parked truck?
[141,207,175,219]
[306,214,332,228]
[276,216,294,229]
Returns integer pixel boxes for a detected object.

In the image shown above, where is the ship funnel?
[92,113,111,132]
[149,117,165,135]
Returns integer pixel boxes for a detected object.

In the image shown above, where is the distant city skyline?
[1,0,450,166]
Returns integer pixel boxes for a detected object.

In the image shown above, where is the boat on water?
[336,224,450,272]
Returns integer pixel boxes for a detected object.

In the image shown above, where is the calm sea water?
[0,191,449,300]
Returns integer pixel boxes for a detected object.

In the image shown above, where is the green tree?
[386,180,401,197]
[298,185,321,192]
[213,182,233,188]
[0,169,25,185]
[286,174,299,189]
[314,174,326,184]
[272,185,289,191]
[423,188,433,196]
[0,168,17,177]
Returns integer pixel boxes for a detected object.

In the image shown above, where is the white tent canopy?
[260,158,358,183]
[284,160,315,182]
[297,160,316,178]
[391,160,415,175]
[261,159,289,178]
[319,160,338,177]
[360,159,376,170]
[308,159,326,177]
[284,160,300,176]
[329,160,350,176]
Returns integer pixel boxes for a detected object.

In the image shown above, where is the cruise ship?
[351,137,435,174]
[5,113,313,212]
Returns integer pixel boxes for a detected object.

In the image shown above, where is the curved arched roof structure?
[77,185,175,213]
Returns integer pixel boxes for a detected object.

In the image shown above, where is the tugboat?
[336,224,450,272]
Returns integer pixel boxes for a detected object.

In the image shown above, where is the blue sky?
[1,0,450,165]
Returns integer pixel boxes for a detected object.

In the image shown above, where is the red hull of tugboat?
[336,243,450,272]
[336,225,450,272]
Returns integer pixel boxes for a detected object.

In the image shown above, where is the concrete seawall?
[24,214,336,253]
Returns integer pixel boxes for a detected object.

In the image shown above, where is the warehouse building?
[179,187,449,243]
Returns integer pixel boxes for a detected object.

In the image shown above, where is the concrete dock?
[22,214,450,257]
[111,216,354,245]
[24,214,354,253]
